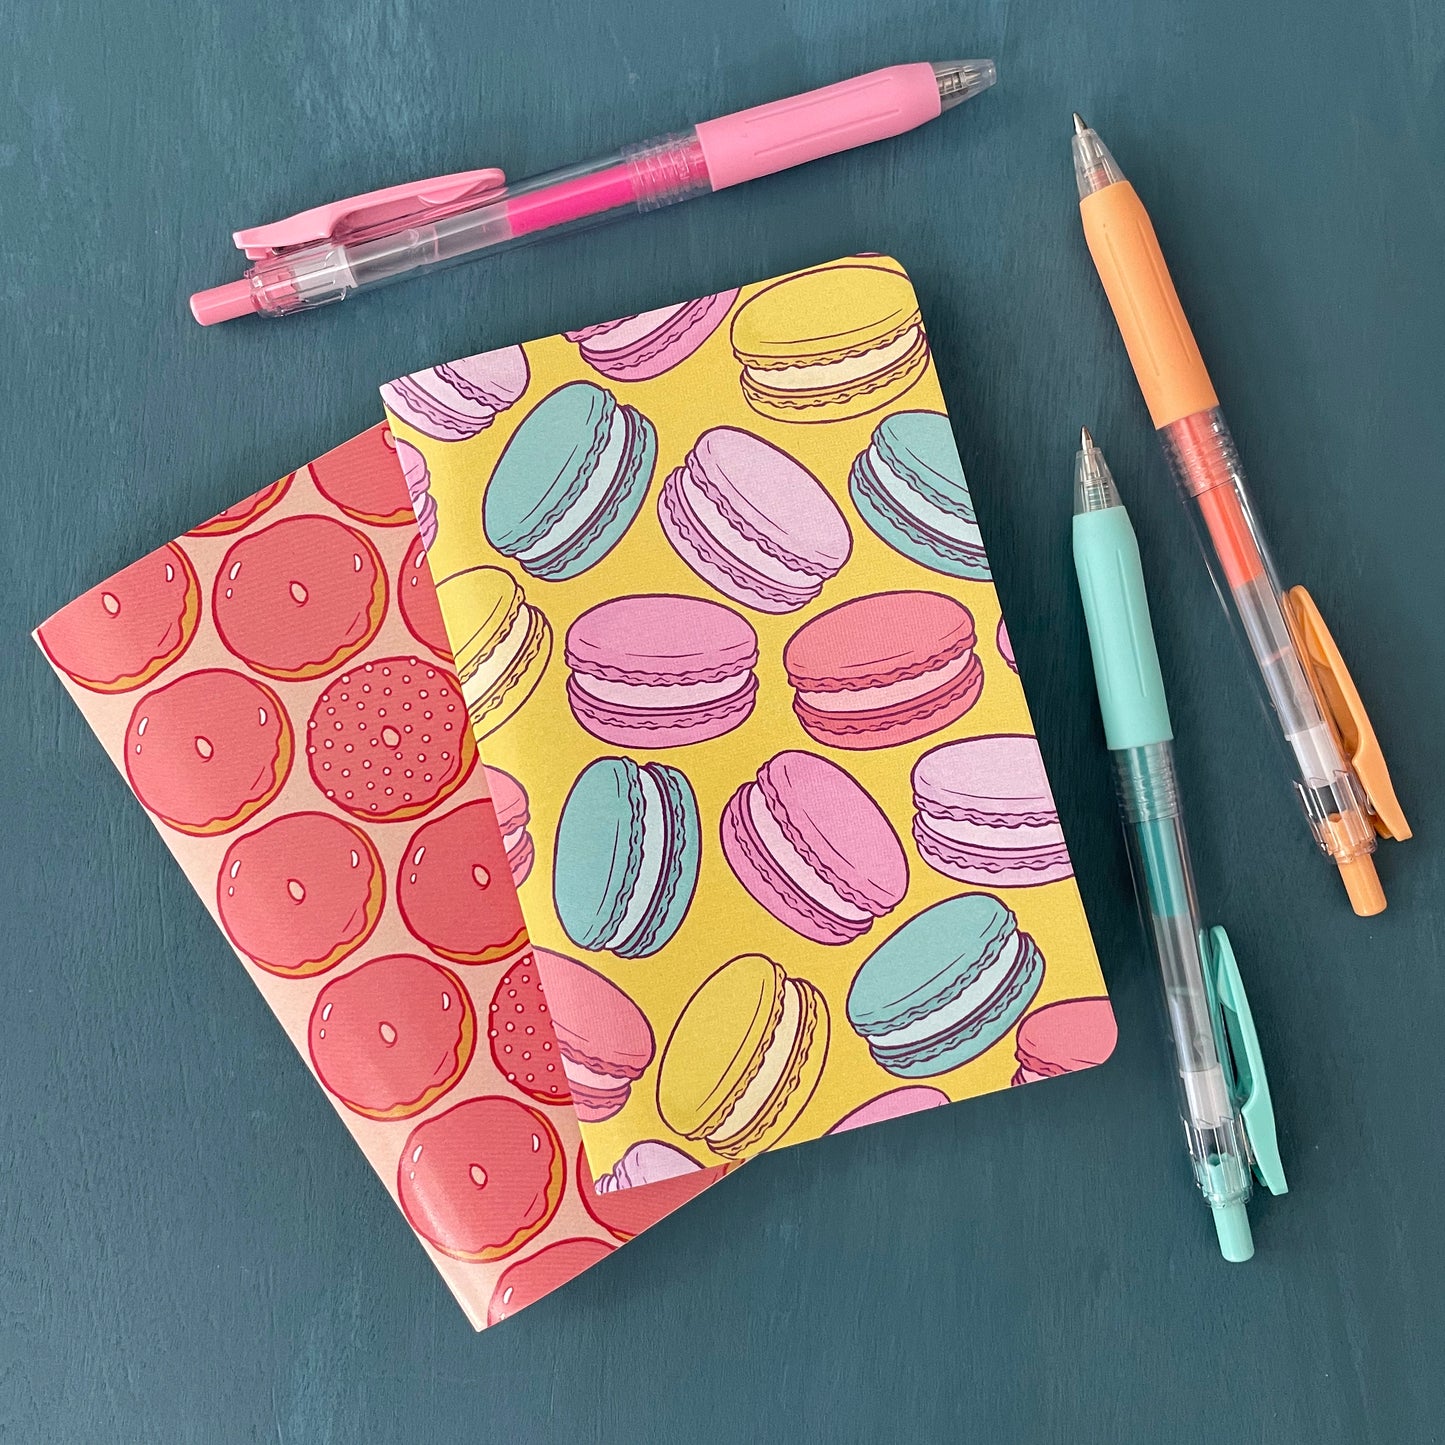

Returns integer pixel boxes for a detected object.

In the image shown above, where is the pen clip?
[1207,926,1288,1198]
[1286,585,1411,843]
[232,168,508,259]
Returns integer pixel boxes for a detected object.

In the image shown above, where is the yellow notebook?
[382,255,1114,1185]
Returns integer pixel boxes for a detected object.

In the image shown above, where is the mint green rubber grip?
[1072,506,1174,749]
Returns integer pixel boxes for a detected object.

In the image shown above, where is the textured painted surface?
[3,0,1443,1440]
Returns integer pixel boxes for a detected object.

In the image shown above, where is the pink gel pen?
[189,60,996,324]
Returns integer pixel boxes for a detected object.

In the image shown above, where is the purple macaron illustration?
[911,734,1073,887]
[658,427,852,613]
[381,345,530,441]
[721,749,908,945]
[566,290,740,381]
[565,594,759,747]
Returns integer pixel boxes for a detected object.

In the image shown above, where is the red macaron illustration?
[486,1238,615,1325]
[185,474,291,537]
[308,954,476,1120]
[1011,998,1118,1085]
[397,800,528,965]
[309,423,416,527]
[783,591,984,749]
[218,811,384,977]
[213,514,387,682]
[125,668,293,835]
[397,1096,565,1262]
[38,542,201,693]
[306,656,477,822]
[532,949,655,1122]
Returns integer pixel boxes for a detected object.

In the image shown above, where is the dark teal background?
[5,0,1443,1440]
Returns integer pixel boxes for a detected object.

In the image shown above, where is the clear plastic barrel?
[1115,741,1253,1213]
[1160,408,1378,877]
[243,132,712,316]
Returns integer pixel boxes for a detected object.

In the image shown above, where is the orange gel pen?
[1072,116,1409,915]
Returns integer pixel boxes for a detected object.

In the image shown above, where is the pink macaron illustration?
[721,749,908,945]
[566,290,739,381]
[783,591,984,750]
[395,437,437,549]
[911,734,1073,887]
[565,594,759,747]
[381,345,530,441]
[1011,998,1117,1085]
[529,948,655,1122]
[658,427,852,613]
[996,616,1017,674]
[827,1086,950,1134]
[484,765,534,887]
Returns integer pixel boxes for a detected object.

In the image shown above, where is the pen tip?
[1072,111,1089,135]
[1080,425,1094,450]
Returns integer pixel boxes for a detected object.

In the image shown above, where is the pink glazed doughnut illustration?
[308,954,476,1120]
[38,542,200,693]
[309,423,416,527]
[213,515,387,682]
[397,1095,565,1262]
[218,811,384,977]
[125,669,293,835]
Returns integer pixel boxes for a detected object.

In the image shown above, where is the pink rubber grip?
[695,62,942,190]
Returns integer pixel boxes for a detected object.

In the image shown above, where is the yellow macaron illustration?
[434,565,551,738]
[730,257,929,423]
[657,954,829,1159]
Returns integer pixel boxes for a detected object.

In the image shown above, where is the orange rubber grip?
[1080,182,1219,429]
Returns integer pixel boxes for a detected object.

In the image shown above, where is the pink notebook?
[34,424,732,1328]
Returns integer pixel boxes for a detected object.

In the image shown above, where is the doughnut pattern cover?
[34,424,731,1329]
[383,256,1112,1180]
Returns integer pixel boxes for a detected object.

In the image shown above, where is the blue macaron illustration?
[846,893,1044,1077]
[484,381,657,581]
[553,756,700,958]
[848,410,990,580]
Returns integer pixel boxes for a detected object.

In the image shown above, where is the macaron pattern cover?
[34,424,733,1329]
[383,256,1113,1182]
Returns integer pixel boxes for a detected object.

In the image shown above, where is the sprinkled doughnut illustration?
[488,955,570,1108]
[305,657,476,822]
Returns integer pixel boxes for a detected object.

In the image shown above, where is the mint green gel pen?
[1071,428,1287,1261]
